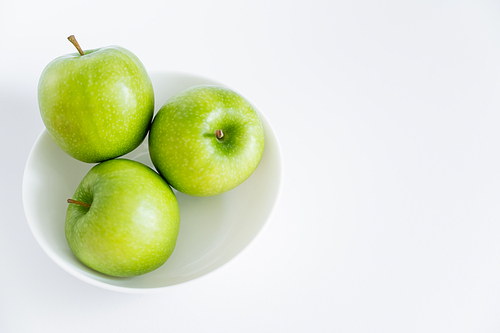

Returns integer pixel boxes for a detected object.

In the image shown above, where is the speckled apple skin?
[38,46,154,163]
[148,86,265,197]
[65,159,180,277]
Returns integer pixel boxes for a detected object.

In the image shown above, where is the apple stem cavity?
[67,35,85,56]
[67,198,91,208]
[215,129,224,142]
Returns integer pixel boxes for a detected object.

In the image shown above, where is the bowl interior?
[22,71,283,292]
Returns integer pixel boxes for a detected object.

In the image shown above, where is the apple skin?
[65,159,180,277]
[38,46,154,163]
[148,85,265,197]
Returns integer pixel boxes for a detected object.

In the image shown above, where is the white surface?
[2,0,500,331]
[23,71,283,292]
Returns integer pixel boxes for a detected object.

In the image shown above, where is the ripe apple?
[38,36,154,163]
[148,85,265,196]
[65,159,180,277]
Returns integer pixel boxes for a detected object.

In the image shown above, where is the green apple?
[38,36,154,163]
[148,85,265,197]
[65,159,180,277]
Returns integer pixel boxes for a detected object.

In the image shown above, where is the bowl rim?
[22,69,284,293]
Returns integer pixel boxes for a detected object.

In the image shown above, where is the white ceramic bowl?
[22,71,283,293]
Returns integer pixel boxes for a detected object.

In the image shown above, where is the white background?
[2,0,500,331]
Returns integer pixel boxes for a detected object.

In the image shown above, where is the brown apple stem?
[67,35,85,56]
[67,199,91,208]
[215,129,224,141]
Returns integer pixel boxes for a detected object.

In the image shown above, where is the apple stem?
[67,35,85,56]
[215,129,224,141]
[67,198,91,208]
